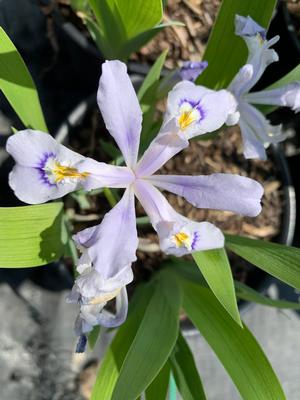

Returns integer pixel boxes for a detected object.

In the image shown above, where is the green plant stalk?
[103,187,118,207]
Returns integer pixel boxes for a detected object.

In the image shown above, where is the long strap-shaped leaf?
[235,281,300,310]
[111,272,182,400]
[170,331,206,400]
[145,362,170,400]
[91,284,154,400]
[0,27,47,131]
[0,202,66,267]
[226,234,300,291]
[193,248,242,327]
[182,280,286,400]
[196,0,277,89]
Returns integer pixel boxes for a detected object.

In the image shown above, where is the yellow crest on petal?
[173,231,191,249]
[178,111,196,130]
[52,162,89,183]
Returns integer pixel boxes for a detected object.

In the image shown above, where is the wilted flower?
[6,60,263,351]
[228,15,300,159]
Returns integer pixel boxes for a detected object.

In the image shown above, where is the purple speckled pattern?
[191,231,200,250]
[36,151,56,187]
[179,98,206,123]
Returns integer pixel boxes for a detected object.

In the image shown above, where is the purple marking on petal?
[179,98,206,122]
[191,231,200,250]
[35,152,57,187]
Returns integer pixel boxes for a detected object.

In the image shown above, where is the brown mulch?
[134,0,221,68]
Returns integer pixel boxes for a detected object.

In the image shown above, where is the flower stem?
[103,187,118,207]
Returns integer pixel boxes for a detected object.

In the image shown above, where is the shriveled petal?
[75,286,128,332]
[134,179,224,256]
[7,130,101,203]
[73,187,138,280]
[230,15,279,95]
[178,61,208,82]
[77,158,135,190]
[163,81,237,139]
[96,287,129,328]
[245,82,300,112]
[135,119,188,177]
[73,286,128,352]
[97,60,142,168]
[147,173,263,217]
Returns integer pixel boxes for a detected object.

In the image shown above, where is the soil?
[132,0,221,68]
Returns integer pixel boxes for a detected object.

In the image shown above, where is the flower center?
[256,32,265,46]
[40,155,90,185]
[51,162,89,183]
[173,231,192,250]
[177,100,203,130]
[178,111,197,130]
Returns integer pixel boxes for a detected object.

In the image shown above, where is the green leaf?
[170,332,206,400]
[182,281,286,400]
[88,326,101,350]
[71,0,91,13]
[0,27,47,131]
[138,49,168,102]
[99,139,121,160]
[87,0,125,58]
[138,50,167,153]
[196,0,277,89]
[0,203,66,267]
[111,272,182,400]
[91,283,154,400]
[260,63,300,114]
[235,281,300,310]
[118,21,183,60]
[86,0,166,60]
[193,248,242,326]
[116,0,163,39]
[85,16,112,58]
[226,234,300,291]
[145,362,170,400]
[164,258,206,286]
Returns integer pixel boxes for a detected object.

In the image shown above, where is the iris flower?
[227,15,300,159]
[6,60,263,351]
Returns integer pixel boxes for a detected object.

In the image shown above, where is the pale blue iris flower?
[228,15,300,159]
[6,60,263,351]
